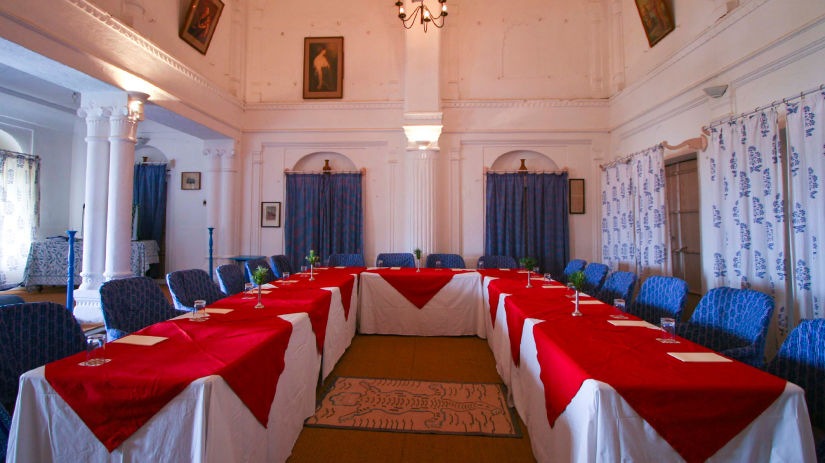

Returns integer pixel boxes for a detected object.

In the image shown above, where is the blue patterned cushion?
[326,254,366,267]
[426,254,466,269]
[100,277,179,341]
[216,264,244,296]
[766,319,825,429]
[560,259,587,283]
[269,255,293,279]
[166,269,226,312]
[376,253,415,268]
[628,276,688,324]
[0,302,86,412]
[0,402,9,460]
[597,271,637,305]
[678,287,774,368]
[582,263,609,294]
[0,295,24,306]
[245,258,276,283]
[477,255,517,269]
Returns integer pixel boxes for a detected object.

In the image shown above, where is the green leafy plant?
[251,266,268,286]
[413,248,422,260]
[305,249,320,266]
[519,256,537,271]
[569,270,585,291]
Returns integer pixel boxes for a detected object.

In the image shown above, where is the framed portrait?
[569,178,585,215]
[303,37,344,99]
[261,202,281,228]
[180,0,225,54]
[634,0,674,47]
[181,172,201,190]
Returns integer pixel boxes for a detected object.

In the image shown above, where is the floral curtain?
[0,150,40,286]
[601,162,635,272]
[632,145,669,278]
[706,110,788,353]
[786,91,825,321]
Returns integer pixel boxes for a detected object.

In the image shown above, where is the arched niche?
[134,145,169,164]
[490,150,559,171]
[292,152,357,172]
[0,129,24,153]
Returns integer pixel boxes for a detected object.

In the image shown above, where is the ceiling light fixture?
[395,0,447,32]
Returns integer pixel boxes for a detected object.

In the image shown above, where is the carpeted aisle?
[288,335,536,463]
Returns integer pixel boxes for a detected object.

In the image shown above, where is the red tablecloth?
[485,276,568,328]
[529,302,786,463]
[45,310,293,452]
[366,268,471,309]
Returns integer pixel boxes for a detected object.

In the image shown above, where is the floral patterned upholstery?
[560,259,587,283]
[376,253,415,268]
[0,295,24,306]
[245,258,276,283]
[426,254,466,269]
[597,271,638,305]
[628,276,688,324]
[766,319,825,430]
[166,269,226,312]
[0,302,86,412]
[269,255,293,279]
[100,277,179,341]
[582,263,609,294]
[326,254,365,267]
[477,255,517,269]
[216,264,244,296]
[677,287,774,368]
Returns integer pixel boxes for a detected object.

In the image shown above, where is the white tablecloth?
[359,271,485,337]
[319,273,359,379]
[6,313,320,463]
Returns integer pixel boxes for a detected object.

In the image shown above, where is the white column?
[219,145,239,258]
[73,105,111,322]
[103,107,139,281]
[406,147,438,254]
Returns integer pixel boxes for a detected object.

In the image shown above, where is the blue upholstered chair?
[100,277,179,341]
[0,295,24,306]
[581,263,609,294]
[327,254,366,267]
[477,255,517,269]
[216,264,245,296]
[1,403,10,461]
[245,258,276,283]
[628,276,688,324]
[426,253,466,269]
[560,259,587,283]
[376,253,415,268]
[597,271,638,305]
[0,302,86,413]
[677,287,774,368]
[269,255,293,279]
[166,269,226,312]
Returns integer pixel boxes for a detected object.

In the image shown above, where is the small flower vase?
[416,258,421,272]
[309,263,315,281]
[572,290,583,317]
[255,285,264,309]
[526,270,532,288]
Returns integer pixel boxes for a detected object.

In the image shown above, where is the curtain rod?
[0,149,39,160]
[599,143,663,170]
[134,161,168,165]
[705,83,825,130]
[284,167,366,175]
[484,167,568,174]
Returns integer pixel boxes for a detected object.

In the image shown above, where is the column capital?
[109,111,138,142]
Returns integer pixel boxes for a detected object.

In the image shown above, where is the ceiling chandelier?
[395,0,447,32]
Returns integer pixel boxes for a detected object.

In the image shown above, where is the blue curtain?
[485,173,524,261]
[132,164,167,245]
[285,173,362,271]
[525,172,569,276]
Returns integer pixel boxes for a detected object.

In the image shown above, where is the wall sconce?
[127,91,150,122]
[403,124,443,150]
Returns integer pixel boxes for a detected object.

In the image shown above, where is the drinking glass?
[377,259,384,268]
[300,265,308,275]
[82,333,108,366]
[613,298,626,311]
[657,317,679,343]
[436,260,442,269]
[543,273,552,282]
[282,272,290,280]
[478,261,484,270]
[191,299,209,322]
[243,282,254,299]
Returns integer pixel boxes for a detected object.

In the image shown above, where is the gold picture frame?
[261,202,282,228]
[569,178,585,214]
[180,0,225,54]
[303,37,344,99]
[181,172,201,190]
[634,0,674,47]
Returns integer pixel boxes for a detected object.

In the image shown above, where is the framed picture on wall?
[303,37,344,99]
[634,0,674,47]
[569,178,585,214]
[261,202,281,228]
[180,0,225,54]
[181,172,201,190]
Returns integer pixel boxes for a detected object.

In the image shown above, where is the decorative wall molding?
[246,101,404,111]
[616,95,707,141]
[260,140,390,149]
[459,138,595,147]
[442,99,609,109]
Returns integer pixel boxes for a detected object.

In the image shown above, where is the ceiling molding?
[442,99,609,109]
[246,101,404,111]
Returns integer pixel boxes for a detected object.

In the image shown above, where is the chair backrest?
[245,258,276,283]
[597,271,637,305]
[689,286,774,355]
[269,255,293,279]
[0,302,86,412]
[561,259,587,282]
[1,402,10,460]
[327,254,366,267]
[477,255,517,269]
[100,277,179,341]
[166,269,226,312]
[582,263,609,294]
[0,295,24,306]
[426,253,466,269]
[375,253,415,268]
[766,319,825,428]
[629,276,688,323]
[216,264,245,296]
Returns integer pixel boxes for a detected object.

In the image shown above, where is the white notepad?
[578,300,602,305]
[452,268,465,271]
[335,266,346,269]
[205,308,233,314]
[499,268,511,271]
[258,290,272,294]
[668,352,732,363]
[391,267,401,270]
[113,335,168,346]
[607,320,659,329]
[261,283,276,289]
[542,285,565,289]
